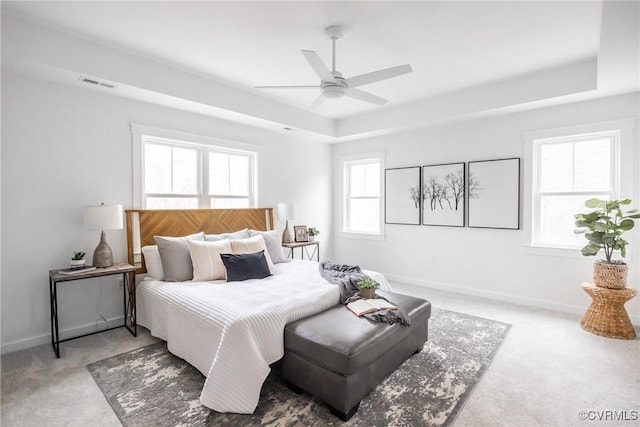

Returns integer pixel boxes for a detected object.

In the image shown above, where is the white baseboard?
[385,274,640,326]
[1,316,124,355]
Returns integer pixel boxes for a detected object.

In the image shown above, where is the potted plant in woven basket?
[357,277,380,299]
[574,198,639,289]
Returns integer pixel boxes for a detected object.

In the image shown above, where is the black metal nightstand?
[48,263,137,358]
[282,241,320,262]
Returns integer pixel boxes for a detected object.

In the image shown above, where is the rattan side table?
[580,283,637,339]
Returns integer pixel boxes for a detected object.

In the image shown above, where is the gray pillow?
[204,228,250,241]
[154,232,205,282]
[248,229,286,264]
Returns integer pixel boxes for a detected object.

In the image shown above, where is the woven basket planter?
[593,261,628,290]
[359,288,376,299]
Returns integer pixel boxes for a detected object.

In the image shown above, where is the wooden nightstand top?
[281,241,318,249]
[49,263,135,282]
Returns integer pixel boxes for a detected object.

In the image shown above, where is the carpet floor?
[87,308,509,426]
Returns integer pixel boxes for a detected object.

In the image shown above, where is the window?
[342,153,384,236]
[525,121,633,250]
[207,151,252,208]
[132,124,257,209]
[532,132,617,248]
[144,142,199,208]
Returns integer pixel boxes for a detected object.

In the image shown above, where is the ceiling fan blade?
[302,50,336,83]
[345,88,388,105]
[255,85,321,89]
[346,64,412,88]
[310,94,326,109]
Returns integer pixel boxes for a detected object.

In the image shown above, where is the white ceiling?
[2,1,638,140]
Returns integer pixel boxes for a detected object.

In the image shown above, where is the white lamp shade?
[276,203,297,221]
[84,204,123,230]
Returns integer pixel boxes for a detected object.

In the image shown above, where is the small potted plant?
[357,277,380,299]
[307,227,320,242]
[574,198,639,289]
[70,251,86,268]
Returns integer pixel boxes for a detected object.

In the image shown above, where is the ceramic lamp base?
[282,220,293,243]
[93,230,114,268]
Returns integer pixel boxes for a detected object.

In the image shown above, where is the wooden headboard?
[126,208,274,274]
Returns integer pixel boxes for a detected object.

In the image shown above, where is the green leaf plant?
[72,251,86,260]
[574,198,640,264]
[357,277,380,289]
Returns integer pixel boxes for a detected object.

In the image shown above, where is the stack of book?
[57,266,97,275]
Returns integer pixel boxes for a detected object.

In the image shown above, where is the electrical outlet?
[431,256,437,264]
[117,278,124,289]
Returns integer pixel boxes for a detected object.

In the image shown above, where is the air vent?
[78,76,99,85]
[78,76,116,89]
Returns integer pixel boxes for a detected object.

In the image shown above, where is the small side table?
[580,283,637,339]
[282,241,320,262]
[49,263,137,358]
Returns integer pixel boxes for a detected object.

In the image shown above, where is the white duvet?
[136,259,391,414]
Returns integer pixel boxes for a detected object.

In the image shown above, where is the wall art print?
[385,167,421,225]
[467,158,520,229]
[422,162,465,227]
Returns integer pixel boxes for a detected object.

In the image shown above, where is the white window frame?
[523,118,636,258]
[340,152,385,240]
[131,124,259,209]
[142,139,203,207]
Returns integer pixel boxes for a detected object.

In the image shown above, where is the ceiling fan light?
[323,86,345,99]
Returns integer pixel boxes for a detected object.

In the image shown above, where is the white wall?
[332,92,640,323]
[0,72,333,353]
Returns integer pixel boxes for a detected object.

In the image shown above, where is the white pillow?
[205,228,251,241]
[141,245,164,281]
[230,234,275,273]
[248,229,286,264]
[188,239,232,281]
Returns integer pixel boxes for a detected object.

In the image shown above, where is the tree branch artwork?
[385,166,421,225]
[409,185,421,208]
[421,163,466,227]
[467,158,520,229]
[467,172,483,199]
[423,169,465,211]
[445,170,465,210]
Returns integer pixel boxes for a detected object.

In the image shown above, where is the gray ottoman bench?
[281,290,431,421]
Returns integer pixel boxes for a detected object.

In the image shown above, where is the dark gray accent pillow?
[154,232,205,282]
[205,229,250,242]
[220,250,272,282]
[248,229,286,264]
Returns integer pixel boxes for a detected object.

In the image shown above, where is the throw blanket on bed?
[319,261,410,326]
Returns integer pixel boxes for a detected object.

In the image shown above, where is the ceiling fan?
[256,25,413,108]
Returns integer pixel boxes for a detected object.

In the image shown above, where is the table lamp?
[277,202,297,243]
[84,203,123,268]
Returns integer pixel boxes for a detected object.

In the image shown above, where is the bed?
[125,208,391,414]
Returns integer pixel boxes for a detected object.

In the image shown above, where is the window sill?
[522,245,585,259]
[340,232,385,241]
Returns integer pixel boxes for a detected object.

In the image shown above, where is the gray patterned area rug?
[87,308,510,426]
